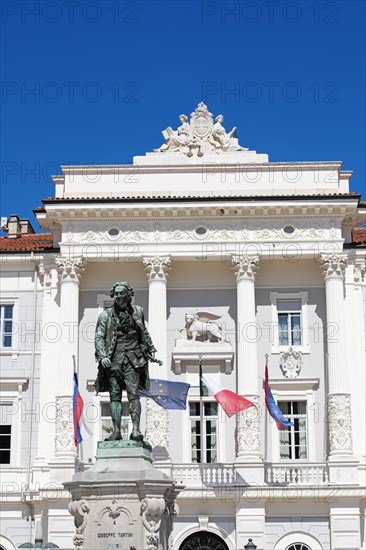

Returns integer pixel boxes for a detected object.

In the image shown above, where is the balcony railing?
[171,464,237,486]
[171,463,329,487]
[266,463,329,485]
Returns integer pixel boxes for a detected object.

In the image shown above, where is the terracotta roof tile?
[352,228,366,244]
[0,233,54,252]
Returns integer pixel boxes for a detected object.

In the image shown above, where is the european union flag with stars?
[139,379,190,410]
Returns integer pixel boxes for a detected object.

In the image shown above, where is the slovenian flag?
[73,372,92,446]
[201,375,255,418]
[264,365,294,430]
[139,379,191,410]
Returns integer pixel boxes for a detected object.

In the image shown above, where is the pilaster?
[232,255,262,471]
[143,256,171,462]
[53,257,85,459]
[34,261,60,468]
[318,253,358,480]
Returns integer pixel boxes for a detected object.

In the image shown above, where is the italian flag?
[201,375,255,418]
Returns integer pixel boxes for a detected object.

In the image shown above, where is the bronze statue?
[94,282,161,442]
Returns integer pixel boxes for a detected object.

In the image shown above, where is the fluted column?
[54,257,85,457]
[319,253,353,457]
[232,255,261,460]
[143,256,171,457]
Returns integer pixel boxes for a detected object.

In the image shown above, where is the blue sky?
[1,0,365,231]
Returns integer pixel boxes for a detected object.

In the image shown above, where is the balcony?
[171,462,329,487]
[171,464,237,487]
[266,463,329,485]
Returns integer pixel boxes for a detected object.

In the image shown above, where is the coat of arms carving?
[279,347,303,378]
[155,102,248,157]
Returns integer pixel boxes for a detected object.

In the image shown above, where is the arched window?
[286,545,311,550]
[179,531,229,550]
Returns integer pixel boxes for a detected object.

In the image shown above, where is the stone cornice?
[58,161,345,175]
[36,200,359,226]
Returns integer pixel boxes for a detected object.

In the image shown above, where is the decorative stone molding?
[279,347,303,378]
[143,256,171,282]
[328,394,353,453]
[68,499,90,550]
[237,397,261,455]
[74,219,341,246]
[231,255,260,282]
[354,261,366,284]
[55,257,85,283]
[55,396,74,453]
[154,102,247,157]
[145,398,169,453]
[141,497,166,550]
[318,253,348,281]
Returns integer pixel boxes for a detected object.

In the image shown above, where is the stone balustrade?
[171,464,237,486]
[266,463,329,485]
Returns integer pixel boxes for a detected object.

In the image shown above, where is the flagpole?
[72,354,81,462]
[198,354,204,464]
[264,353,268,463]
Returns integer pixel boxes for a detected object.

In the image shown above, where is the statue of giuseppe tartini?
[94,281,161,442]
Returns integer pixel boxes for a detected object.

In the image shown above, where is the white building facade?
[0,104,365,550]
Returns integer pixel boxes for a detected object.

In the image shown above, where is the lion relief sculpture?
[184,310,226,342]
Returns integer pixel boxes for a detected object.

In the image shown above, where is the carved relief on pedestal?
[231,254,260,282]
[279,347,303,378]
[237,397,261,454]
[328,394,353,453]
[68,499,90,550]
[141,497,166,550]
[56,257,85,283]
[143,256,171,282]
[318,253,348,280]
[55,396,74,453]
[145,398,169,451]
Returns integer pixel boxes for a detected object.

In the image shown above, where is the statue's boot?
[129,398,143,441]
[105,401,122,441]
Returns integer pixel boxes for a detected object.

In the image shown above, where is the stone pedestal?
[65,440,181,550]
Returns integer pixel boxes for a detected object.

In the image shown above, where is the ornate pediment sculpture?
[155,102,248,156]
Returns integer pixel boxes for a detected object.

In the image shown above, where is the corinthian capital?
[55,257,85,284]
[354,261,366,284]
[143,256,171,283]
[231,255,259,283]
[37,261,54,288]
[318,253,347,281]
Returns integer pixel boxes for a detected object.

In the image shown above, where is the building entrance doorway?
[179,531,229,550]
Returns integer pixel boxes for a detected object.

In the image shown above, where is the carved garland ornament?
[237,397,261,454]
[75,220,340,245]
[55,396,74,453]
[328,394,353,453]
[145,398,169,450]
